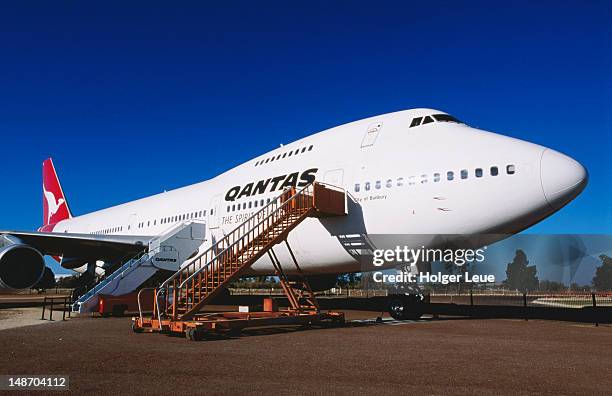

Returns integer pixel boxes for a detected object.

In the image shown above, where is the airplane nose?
[540,148,588,210]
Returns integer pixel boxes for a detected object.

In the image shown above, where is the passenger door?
[360,122,383,148]
[324,168,344,188]
[208,194,221,229]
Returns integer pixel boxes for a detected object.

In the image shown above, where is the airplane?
[0,108,588,315]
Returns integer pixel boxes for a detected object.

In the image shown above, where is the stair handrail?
[76,247,160,304]
[157,184,301,293]
[153,183,314,327]
[76,220,195,303]
[75,252,144,303]
[177,182,315,288]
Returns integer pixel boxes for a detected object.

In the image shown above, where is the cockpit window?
[422,116,434,124]
[433,114,462,123]
[410,113,464,129]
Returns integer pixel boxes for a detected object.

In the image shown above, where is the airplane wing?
[0,231,151,263]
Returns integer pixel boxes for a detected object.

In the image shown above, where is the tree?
[56,274,82,288]
[337,273,362,288]
[503,250,539,292]
[539,280,566,292]
[592,255,612,291]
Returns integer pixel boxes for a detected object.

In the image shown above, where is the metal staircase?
[73,221,206,313]
[151,182,347,325]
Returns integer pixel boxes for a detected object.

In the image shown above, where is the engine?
[0,244,46,290]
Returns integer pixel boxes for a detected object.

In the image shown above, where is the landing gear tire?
[186,328,203,341]
[132,322,143,333]
[329,316,345,327]
[388,297,423,321]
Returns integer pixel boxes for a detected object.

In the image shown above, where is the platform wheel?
[227,328,242,337]
[299,320,313,330]
[186,328,203,341]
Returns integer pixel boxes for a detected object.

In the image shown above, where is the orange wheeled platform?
[132,182,348,340]
[133,308,345,340]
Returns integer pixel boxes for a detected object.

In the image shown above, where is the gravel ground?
[0,308,66,331]
[0,309,610,395]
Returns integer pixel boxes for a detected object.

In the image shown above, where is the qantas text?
[225,168,317,202]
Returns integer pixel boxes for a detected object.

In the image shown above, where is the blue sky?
[0,1,610,261]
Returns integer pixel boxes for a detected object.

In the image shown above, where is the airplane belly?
[248,218,360,275]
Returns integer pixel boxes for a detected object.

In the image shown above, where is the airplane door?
[208,194,221,229]
[128,213,137,233]
[324,169,344,188]
[360,122,383,148]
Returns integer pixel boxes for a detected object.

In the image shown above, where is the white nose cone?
[540,149,588,210]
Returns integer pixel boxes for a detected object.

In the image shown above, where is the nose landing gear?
[388,283,425,320]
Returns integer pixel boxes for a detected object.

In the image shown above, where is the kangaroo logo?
[43,186,65,224]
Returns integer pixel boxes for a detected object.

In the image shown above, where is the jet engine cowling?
[0,244,46,290]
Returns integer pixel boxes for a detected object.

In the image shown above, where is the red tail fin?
[42,158,72,226]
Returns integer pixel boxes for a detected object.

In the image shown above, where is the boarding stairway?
[152,182,347,323]
[72,221,206,314]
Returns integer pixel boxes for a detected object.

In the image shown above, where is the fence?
[427,291,612,309]
[40,296,72,321]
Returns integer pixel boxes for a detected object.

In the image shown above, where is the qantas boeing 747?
[0,109,587,303]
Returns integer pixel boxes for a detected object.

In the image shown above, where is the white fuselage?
[50,109,588,275]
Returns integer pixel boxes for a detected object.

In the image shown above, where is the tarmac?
[0,307,611,395]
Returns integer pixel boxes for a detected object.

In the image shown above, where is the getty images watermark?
[371,246,495,284]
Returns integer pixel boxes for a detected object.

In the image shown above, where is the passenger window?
[232,204,236,211]
[265,158,270,163]
[248,202,252,208]
[447,171,454,181]
[422,116,434,124]
[410,117,422,128]
[375,180,381,189]
[386,179,392,188]
[433,173,441,182]
[408,176,415,186]
[308,145,313,151]
[397,177,404,187]
[276,155,281,160]
[354,183,360,192]
[421,174,427,184]
[491,166,499,176]
[461,169,468,179]
[260,199,264,206]
[506,164,515,174]
[255,161,259,166]
[288,151,292,157]
[475,168,483,178]
[365,182,371,191]
[301,147,306,153]
[282,153,287,158]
